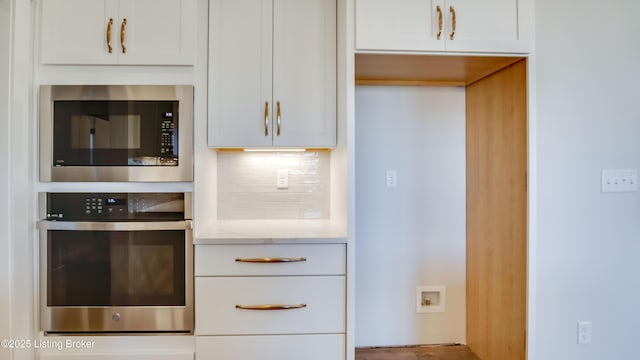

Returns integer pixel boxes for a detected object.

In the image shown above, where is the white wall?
[535,0,640,359]
[0,0,12,358]
[355,86,466,346]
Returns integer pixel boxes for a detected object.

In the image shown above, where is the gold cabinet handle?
[235,304,307,311]
[120,18,127,53]
[276,101,281,136]
[436,6,443,40]
[106,18,114,53]
[449,6,456,40]
[264,101,269,136]
[235,257,307,263]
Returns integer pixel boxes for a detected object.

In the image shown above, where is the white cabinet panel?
[208,0,273,147]
[195,276,345,335]
[444,0,520,52]
[118,0,196,65]
[40,354,193,360]
[196,334,345,360]
[355,0,530,53]
[41,0,118,64]
[195,244,346,276]
[40,0,196,65]
[208,0,336,148]
[272,0,336,147]
[355,0,443,51]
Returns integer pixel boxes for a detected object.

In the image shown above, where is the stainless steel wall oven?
[39,192,193,333]
[39,85,193,182]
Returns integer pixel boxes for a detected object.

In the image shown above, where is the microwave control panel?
[160,111,175,157]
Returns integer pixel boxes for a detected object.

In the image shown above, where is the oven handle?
[38,220,193,231]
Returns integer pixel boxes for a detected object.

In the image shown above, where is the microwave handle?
[38,220,192,231]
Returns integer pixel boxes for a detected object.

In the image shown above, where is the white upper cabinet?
[355,0,531,53]
[40,0,196,65]
[208,0,336,149]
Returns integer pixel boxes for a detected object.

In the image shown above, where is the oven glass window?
[47,230,185,306]
[52,100,179,166]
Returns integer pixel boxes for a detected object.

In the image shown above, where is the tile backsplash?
[217,151,330,219]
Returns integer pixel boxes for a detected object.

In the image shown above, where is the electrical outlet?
[277,169,289,189]
[577,321,592,344]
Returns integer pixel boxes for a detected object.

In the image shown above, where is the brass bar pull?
[264,101,270,136]
[235,304,307,311]
[106,18,114,53]
[436,6,443,40]
[235,257,307,263]
[120,18,127,53]
[276,101,281,136]
[449,6,456,40]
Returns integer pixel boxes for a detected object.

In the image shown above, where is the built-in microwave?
[39,85,193,182]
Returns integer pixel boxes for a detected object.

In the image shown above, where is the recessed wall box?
[416,285,446,313]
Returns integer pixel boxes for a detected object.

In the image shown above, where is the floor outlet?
[577,321,592,344]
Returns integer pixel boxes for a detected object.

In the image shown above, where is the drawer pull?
[436,6,443,40]
[264,101,270,136]
[449,6,456,40]
[276,101,281,136]
[120,18,127,53]
[106,18,114,53]
[235,304,307,311]
[235,257,307,263]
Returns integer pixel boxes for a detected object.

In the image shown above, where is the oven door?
[39,221,193,333]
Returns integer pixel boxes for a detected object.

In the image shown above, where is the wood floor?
[355,345,481,360]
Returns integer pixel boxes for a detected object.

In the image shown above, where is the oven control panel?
[44,192,187,221]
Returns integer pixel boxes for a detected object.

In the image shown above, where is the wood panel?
[465,60,527,360]
[355,54,524,86]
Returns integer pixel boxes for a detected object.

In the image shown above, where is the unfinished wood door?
[466,59,527,360]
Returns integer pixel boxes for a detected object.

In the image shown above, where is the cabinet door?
[208,0,273,148]
[118,0,196,65]
[40,0,118,64]
[444,0,526,53]
[197,335,345,360]
[272,0,336,148]
[355,0,445,51]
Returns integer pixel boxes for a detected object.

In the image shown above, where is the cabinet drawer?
[195,276,345,335]
[195,244,345,276]
[196,334,344,360]
[40,354,193,360]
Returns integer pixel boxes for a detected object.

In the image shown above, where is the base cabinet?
[194,243,346,359]
[196,334,344,360]
[40,354,193,360]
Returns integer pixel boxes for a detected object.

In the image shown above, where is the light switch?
[277,169,289,189]
[602,169,638,192]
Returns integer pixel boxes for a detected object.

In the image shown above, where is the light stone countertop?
[194,219,348,244]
